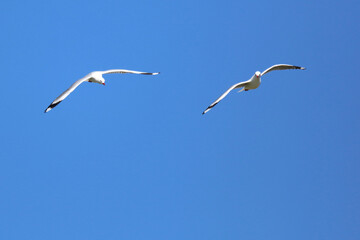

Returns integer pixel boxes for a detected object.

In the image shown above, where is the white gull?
[45,69,159,113]
[202,64,305,114]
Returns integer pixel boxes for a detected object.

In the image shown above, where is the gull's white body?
[243,73,261,90]
[45,69,159,113]
[202,64,305,114]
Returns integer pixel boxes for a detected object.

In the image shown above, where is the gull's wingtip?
[44,101,61,113]
[143,72,160,75]
[295,66,306,70]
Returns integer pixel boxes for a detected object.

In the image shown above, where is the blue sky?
[0,0,359,239]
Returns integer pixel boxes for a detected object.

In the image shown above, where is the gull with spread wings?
[44,69,160,113]
[202,64,305,114]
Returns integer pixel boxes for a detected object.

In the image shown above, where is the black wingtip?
[295,66,306,70]
[202,108,210,115]
[143,72,160,75]
[44,101,61,113]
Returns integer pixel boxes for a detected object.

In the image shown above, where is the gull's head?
[100,78,105,86]
[95,76,105,85]
[255,71,261,78]
[91,72,106,85]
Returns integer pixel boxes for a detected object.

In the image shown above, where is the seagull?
[202,64,305,114]
[44,69,160,113]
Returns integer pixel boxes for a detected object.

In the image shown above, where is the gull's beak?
[102,83,105,86]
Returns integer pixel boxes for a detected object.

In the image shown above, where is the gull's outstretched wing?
[44,76,90,113]
[202,81,249,115]
[101,69,160,75]
[261,64,305,76]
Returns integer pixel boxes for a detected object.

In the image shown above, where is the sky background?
[0,0,359,239]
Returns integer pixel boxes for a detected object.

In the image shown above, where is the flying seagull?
[202,64,305,114]
[45,69,160,113]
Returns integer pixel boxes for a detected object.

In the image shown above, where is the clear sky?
[0,0,359,239]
